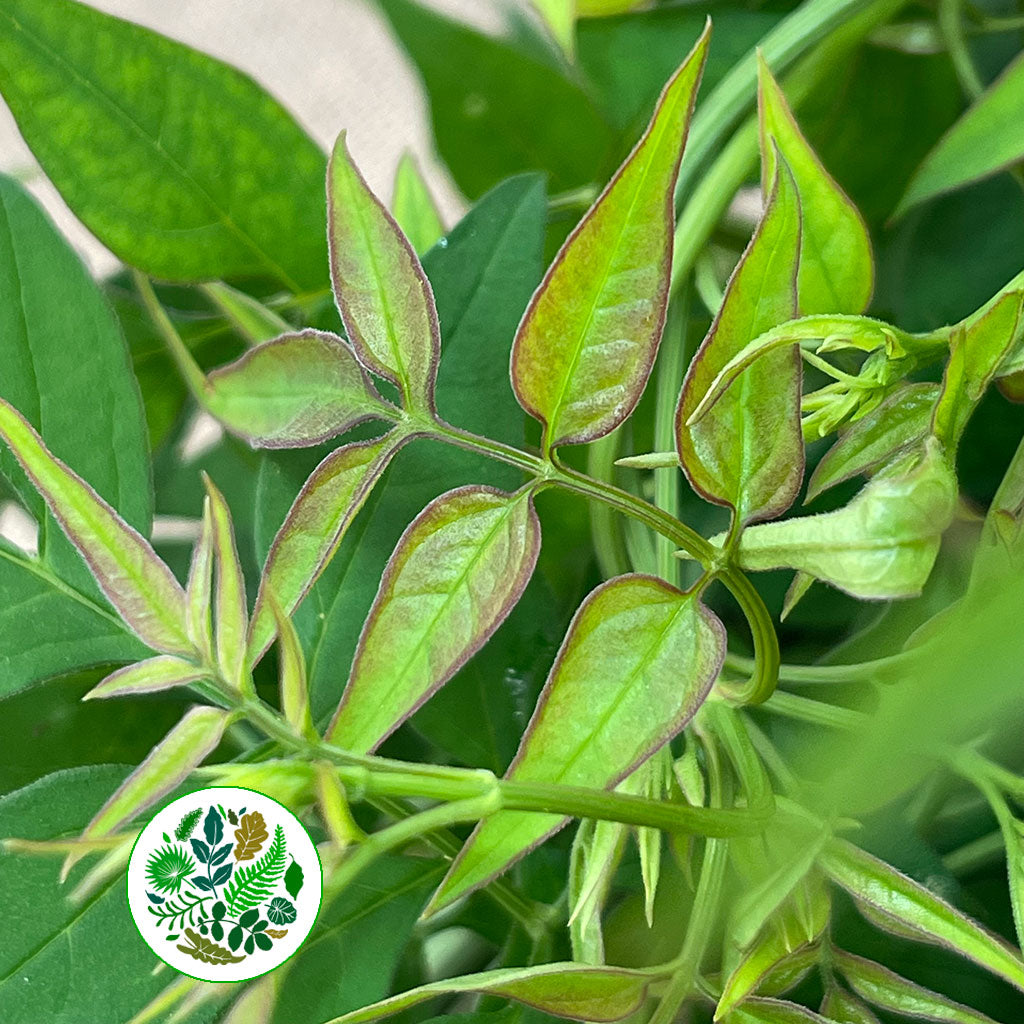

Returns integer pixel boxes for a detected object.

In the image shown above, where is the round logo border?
[125,784,324,985]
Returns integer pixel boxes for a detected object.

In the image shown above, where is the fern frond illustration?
[223,825,286,916]
[146,844,196,894]
[174,807,203,841]
[148,889,210,930]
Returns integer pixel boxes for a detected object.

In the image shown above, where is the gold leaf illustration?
[266,928,289,939]
[233,810,269,861]
[177,927,245,964]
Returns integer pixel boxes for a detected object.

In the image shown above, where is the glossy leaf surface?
[324,963,652,1024]
[0,175,150,593]
[249,434,406,663]
[329,133,441,409]
[83,655,207,701]
[822,839,1024,990]
[511,29,709,451]
[391,152,444,255]
[0,400,191,656]
[807,384,939,502]
[328,485,541,753]
[0,0,327,288]
[833,950,998,1024]
[898,51,1024,216]
[676,161,802,525]
[430,574,725,913]
[205,330,393,448]
[725,446,957,600]
[759,56,873,315]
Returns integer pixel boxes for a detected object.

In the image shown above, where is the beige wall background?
[0,0,533,275]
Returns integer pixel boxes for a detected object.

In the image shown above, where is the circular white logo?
[126,786,322,982]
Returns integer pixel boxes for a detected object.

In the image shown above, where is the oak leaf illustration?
[233,811,268,861]
[176,927,245,964]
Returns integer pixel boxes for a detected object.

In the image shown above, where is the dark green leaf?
[0,0,327,288]
[285,857,305,901]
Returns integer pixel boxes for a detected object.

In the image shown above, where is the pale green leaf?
[822,838,1024,991]
[203,474,248,691]
[532,0,576,55]
[428,574,724,914]
[327,485,541,753]
[185,496,214,660]
[569,815,628,964]
[0,399,191,655]
[248,433,406,663]
[759,55,873,315]
[898,51,1024,216]
[200,281,292,345]
[204,329,394,448]
[0,0,327,288]
[83,655,208,701]
[676,159,802,525]
[269,596,315,740]
[392,152,444,255]
[820,986,882,1024]
[329,132,441,409]
[511,28,709,451]
[833,949,1000,1024]
[322,963,653,1024]
[725,997,831,1023]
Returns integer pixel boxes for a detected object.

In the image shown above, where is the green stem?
[758,691,867,731]
[938,0,985,100]
[587,432,632,578]
[942,829,1006,876]
[725,650,907,684]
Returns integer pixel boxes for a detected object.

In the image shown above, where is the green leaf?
[898,51,1024,217]
[186,496,215,661]
[532,0,575,55]
[832,950,1000,1024]
[0,0,327,288]
[722,444,957,600]
[569,814,628,964]
[0,399,192,656]
[820,986,881,1024]
[272,857,443,1024]
[321,963,653,1024]
[392,152,444,255]
[224,824,286,916]
[277,176,547,719]
[428,574,724,913]
[200,280,292,345]
[284,857,304,901]
[203,475,248,691]
[718,931,819,1019]
[806,384,940,503]
[83,655,207,701]
[376,0,614,200]
[327,485,541,753]
[821,838,1024,991]
[0,174,150,593]
[248,433,407,664]
[329,132,441,410]
[676,159,802,525]
[204,330,395,448]
[270,597,315,741]
[0,767,171,1023]
[75,707,230,861]
[0,543,148,698]
[932,289,1024,451]
[511,30,709,452]
[758,55,873,315]
[725,999,831,1023]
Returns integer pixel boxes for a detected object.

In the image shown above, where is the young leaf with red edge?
[758,54,873,315]
[725,998,832,1023]
[427,574,725,915]
[820,986,882,1024]
[269,596,316,741]
[186,496,215,660]
[327,485,541,754]
[832,949,999,1024]
[322,962,653,1024]
[676,158,803,526]
[248,433,407,663]
[821,838,1024,991]
[83,655,208,701]
[510,25,710,453]
[203,475,249,692]
[0,399,192,657]
[204,329,395,448]
[328,131,441,410]
[63,705,231,879]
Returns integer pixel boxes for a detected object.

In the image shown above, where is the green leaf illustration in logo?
[223,825,287,915]
[145,843,196,895]
[204,804,224,846]
[174,807,202,841]
[284,857,304,900]
[267,896,296,925]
